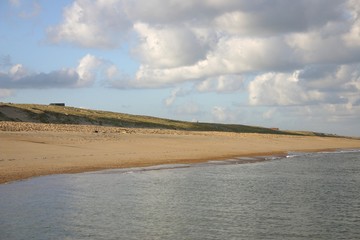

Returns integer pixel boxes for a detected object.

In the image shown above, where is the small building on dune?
[49,103,65,106]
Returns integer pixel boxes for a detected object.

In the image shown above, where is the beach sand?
[1,121,360,184]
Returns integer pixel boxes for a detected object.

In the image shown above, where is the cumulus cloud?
[48,0,360,85]
[249,63,360,107]
[128,34,300,88]
[76,54,103,87]
[213,0,343,36]
[196,75,244,93]
[133,23,207,68]
[44,0,360,129]
[249,72,323,106]
[343,0,360,47]
[0,54,109,89]
[47,0,130,48]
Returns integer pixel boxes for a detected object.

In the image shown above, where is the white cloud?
[105,65,119,80]
[133,23,207,68]
[102,63,137,89]
[208,36,298,72]
[248,71,324,106]
[249,63,360,107]
[299,64,356,91]
[8,64,28,80]
[286,24,360,65]
[124,0,203,24]
[0,54,107,89]
[130,36,298,88]
[48,0,360,91]
[196,75,244,93]
[76,54,102,87]
[132,64,199,87]
[343,0,360,47]
[41,0,360,134]
[215,1,346,35]
[47,0,130,48]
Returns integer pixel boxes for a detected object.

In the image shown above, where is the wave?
[286,148,360,159]
[94,149,360,176]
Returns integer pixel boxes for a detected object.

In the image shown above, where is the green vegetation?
[0,102,341,137]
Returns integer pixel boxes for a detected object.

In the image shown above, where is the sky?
[1,0,360,136]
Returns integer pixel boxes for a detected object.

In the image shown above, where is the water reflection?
[1,151,360,239]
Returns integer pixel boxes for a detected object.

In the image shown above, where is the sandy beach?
[1,121,360,184]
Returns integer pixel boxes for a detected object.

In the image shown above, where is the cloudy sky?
[1,0,360,136]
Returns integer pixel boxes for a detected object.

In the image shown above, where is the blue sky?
[1,0,360,136]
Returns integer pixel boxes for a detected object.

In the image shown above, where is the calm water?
[1,150,360,239]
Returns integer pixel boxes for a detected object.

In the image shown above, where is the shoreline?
[4,148,359,185]
[1,122,360,184]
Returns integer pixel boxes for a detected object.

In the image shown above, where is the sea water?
[1,150,360,239]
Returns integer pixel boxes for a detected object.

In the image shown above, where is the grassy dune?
[0,102,338,136]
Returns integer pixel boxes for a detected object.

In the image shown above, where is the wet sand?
[1,121,360,184]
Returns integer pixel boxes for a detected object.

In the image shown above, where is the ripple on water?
[1,151,360,239]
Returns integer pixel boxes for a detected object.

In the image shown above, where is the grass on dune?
[0,102,343,137]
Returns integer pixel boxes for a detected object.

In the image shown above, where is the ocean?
[1,150,360,239]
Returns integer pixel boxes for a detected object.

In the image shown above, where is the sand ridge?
[1,121,360,184]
